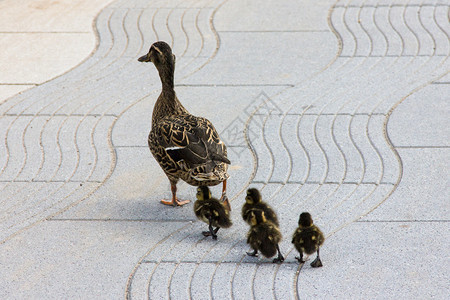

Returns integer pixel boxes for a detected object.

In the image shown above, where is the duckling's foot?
[246,249,258,257]
[201,231,218,239]
[272,257,284,263]
[310,258,323,268]
[273,245,284,263]
[160,198,190,206]
[295,256,306,264]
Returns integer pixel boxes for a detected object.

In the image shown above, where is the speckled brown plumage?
[138,41,230,207]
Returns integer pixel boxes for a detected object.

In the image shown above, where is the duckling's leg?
[246,249,258,257]
[272,244,285,263]
[202,216,218,239]
[310,248,323,268]
[220,180,231,211]
[295,252,305,263]
[161,182,190,206]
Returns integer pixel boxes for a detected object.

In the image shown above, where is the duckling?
[194,186,232,240]
[246,209,284,263]
[291,212,325,267]
[138,41,231,208]
[242,188,279,227]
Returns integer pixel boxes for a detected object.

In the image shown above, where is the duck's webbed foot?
[295,257,305,263]
[310,248,323,268]
[162,183,190,206]
[295,252,305,263]
[273,244,284,263]
[202,231,218,240]
[246,249,258,257]
[202,219,218,239]
[161,198,190,206]
[310,257,323,268]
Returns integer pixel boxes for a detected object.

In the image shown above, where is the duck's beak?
[138,53,151,62]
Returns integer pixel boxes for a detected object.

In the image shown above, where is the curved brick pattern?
[126,1,449,298]
[0,0,222,244]
[0,0,448,299]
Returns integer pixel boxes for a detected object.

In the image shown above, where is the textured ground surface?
[0,0,449,299]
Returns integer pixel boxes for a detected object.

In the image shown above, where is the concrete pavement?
[0,0,449,299]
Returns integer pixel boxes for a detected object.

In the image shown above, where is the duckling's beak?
[138,53,151,62]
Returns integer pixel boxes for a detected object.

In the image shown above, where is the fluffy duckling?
[246,209,284,263]
[194,186,232,240]
[242,188,279,227]
[291,212,325,267]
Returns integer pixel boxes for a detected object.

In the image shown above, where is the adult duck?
[138,41,231,208]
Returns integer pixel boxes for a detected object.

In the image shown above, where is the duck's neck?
[152,65,188,126]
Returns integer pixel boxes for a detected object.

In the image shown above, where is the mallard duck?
[246,209,284,263]
[194,186,232,239]
[242,188,279,226]
[138,41,231,208]
[291,212,325,267]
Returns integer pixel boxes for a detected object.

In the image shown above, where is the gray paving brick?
[189,263,216,300]
[253,263,279,298]
[215,0,334,32]
[333,115,364,183]
[281,115,309,183]
[231,263,257,300]
[0,116,31,181]
[14,117,46,181]
[1,0,449,298]
[264,115,290,183]
[297,222,450,299]
[388,82,450,147]
[367,115,400,184]
[32,116,65,181]
[169,263,196,299]
[127,262,155,299]
[364,148,450,221]
[211,263,235,299]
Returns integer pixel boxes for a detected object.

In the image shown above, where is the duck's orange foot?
[160,198,191,206]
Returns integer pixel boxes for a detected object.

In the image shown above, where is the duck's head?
[249,209,266,226]
[245,188,261,205]
[298,212,313,228]
[138,41,176,69]
[196,186,211,201]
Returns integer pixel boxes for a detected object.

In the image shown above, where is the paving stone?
[297,222,450,299]
[388,84,450,147]
[364,148,450,221]
[215,0,334,32]
[0,0,449,298]
[182,31,338,86]
[0,219,183,298]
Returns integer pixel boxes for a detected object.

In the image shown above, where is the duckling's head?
[196,186,211,201]
[245,188,262,204]
[138,41,176,70]
[298,212,313,228]
[249,209,267,226]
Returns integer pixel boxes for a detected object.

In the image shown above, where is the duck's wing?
[155,114,230,167]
